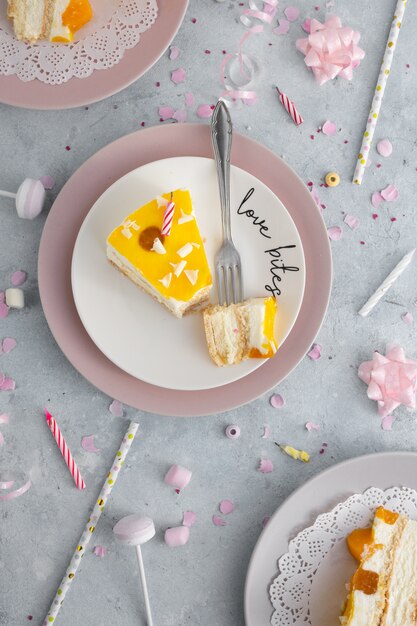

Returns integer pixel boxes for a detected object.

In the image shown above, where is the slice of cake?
[341,506,417,625]
[107,189,213,318]
[7,0,93,43]
[203,297,278,366]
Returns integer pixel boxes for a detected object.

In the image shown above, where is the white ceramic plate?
[71,156,305,391]
[244,452,417,626]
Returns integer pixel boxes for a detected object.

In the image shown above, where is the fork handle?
[211,100,233,241]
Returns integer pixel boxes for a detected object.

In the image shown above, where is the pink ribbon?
[296,15,365,86]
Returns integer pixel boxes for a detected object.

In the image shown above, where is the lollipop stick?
[0,190,17,199]
[135,545,154,626]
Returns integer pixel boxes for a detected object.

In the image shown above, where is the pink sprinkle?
[371,191,384,209]
[262,516,271,528]
[381,184,398,202]
[158,106,175,121]
[173,109,187,123]
[273,18,290,35]
[258,459,274,473]
[219,499,235,515]
[185,92,195,107]
[322,120,337,136]
[377,139,393,157]
[204,49,211,54]
[212,515,226,527]
[360,241,365,245]
[262,425,271,439]
[310,135,315,140]
[27,617,33,621]
[270,393,285,408]
[11,270,27,286]
[169,45,180,60]
[182,511,197,527]
[344,214,359,230]
[65,146,71,151]
[0,377,15,391]
[81,434,100,453]
[2,338,17,353]
[305,421,320,431]
[141,122,145,127]
[302,18,311,32]
[402,311,413,325]
[308,343,322,360]
[327,226,342,241]
[109,399,124,417]
[39,175,55,190]
[391,217,397,222]
[372,213,379,220]
[93,545,107,558]
[156,81,160,87]
[284,6,300,21]
[381,414,396,431]
[376,163,382,169]
[171,68,186,84]
[197,104,214,119]
[191,18,197,23]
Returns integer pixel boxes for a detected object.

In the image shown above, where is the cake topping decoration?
[158,273,172,288]
[170,260,187,277]
[177,242,194,258]
[156,195,168,208]
[178,209,194,224]
[139,226,164,251]
[184,269,199,285]
[151,238,167,254]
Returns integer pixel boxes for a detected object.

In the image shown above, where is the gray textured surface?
[1,0,417,624]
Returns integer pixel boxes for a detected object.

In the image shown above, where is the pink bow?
[296,15,365,86]
[358,346,417,418]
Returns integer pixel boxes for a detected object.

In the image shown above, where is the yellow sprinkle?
[89,526,95,533]
[279,444,310,463]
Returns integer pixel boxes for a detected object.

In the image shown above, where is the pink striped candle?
[45,409,86,490]
[161,201,175,236]
[276,87,303,126]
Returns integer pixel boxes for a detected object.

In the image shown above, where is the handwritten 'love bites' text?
[236,188,300,297]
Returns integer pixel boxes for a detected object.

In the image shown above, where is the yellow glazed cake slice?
[7,0,93,43]
[341,506,417,626]
[203,297,278,366]
[107,189,212,318]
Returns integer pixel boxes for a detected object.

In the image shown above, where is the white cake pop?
[0,178,46,219]
[113,515,155,626]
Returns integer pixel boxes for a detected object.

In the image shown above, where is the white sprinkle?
[151,238,166,254]
[192,242,200,249]
[177,242,194,258]
[156,195,168,208]
[178,209,194,224]
[121,228,132,239]
[130,221,139,231]
[158,273,172,288]
[184,269,199,285]
[170,260,187,277]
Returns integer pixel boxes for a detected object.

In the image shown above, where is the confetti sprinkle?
[2,338,16,353]
[171,68,186,84]
[270,393,285,408]
[169,45,180,60]
[93,545,107,558]
[197,104,214,118]
[182,511,197,527]
[0,377,15,391]
[401,311,413,325]
[327,226,342,241]
[377,139,393,157]
[81,435,100,453]
[284,6,300,21]
[322,120,337,136]
[165,526,190,546]
[278,444,310,462]
[381,415,396,431]
[173,109,187,123]
[305,422,320,431]
[109,400,124,417]
[262,425,271,439]
[40,175,55,190]
[11,270,27,286]
[212,515,226,527]
[219,499,235,515]
[158,106,175,121]
[344,215,360,230]
[308,343,322,360]
[302,18,311,32]
[381,184,399,202]
[371,191,384,209]
[273,18,290,35]
[185,92,195,107]
[258,459,274,473]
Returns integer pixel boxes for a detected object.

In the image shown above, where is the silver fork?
[211,100,243,306]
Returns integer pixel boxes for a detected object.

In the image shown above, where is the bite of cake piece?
[203,297,278,367]
[106,189,213,318]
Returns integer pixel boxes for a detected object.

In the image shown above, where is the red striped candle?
[276,87,303,126]
[161,201,175,236]
[45,409,86,490]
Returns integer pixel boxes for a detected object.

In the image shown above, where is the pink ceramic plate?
[0,0,188,110]
[38,124,332,416]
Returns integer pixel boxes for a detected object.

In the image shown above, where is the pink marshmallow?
[164,464,192,490]
[164,526,190,547]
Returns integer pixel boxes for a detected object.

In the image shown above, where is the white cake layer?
[384,519,417,626]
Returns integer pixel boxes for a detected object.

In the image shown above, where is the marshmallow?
[164,526,190,547]
[5,288,24,309]
[164,464,192,490]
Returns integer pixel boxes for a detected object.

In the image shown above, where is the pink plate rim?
[38,123,332,417]
[0,0,189,110]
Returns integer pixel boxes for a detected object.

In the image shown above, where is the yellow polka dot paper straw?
[352,0,407,185]
[43,421,139,625]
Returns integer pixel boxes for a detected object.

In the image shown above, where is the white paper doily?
[0,0,158,85]
[269,486,417,626]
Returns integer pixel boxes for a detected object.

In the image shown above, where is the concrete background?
[1,0,417,624]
